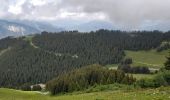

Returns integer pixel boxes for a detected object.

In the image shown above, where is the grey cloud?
[64,0,170,24]
[1,0,170,28]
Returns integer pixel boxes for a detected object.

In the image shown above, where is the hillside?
[0,86,170,100]
[0,30,170,88]
[125,50,169,68]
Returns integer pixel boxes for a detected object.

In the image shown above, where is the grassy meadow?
[0,86,170,100]
[125,50,169,68]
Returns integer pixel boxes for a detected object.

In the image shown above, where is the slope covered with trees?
[46,64,135,95]
[0,30,170,88]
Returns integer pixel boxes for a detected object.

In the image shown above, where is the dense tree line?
[0,36,22,51]
[0,41,93,88]
[46,64,136,95]
[33,30,170,52]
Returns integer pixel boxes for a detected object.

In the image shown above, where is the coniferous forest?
[0,30,170,88]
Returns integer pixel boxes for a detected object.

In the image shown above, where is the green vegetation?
[132,74,155,80]
[0,86,170,100]
[137,70,170,88]
[24,35,39,49]
[164,51,170,70]
[156,41,170,52]
[118,58,150,74]
[125,50,169,68]
[0,47,11,56]
[105,64,118,70]
[0,30,170,89]
[46,64,135,95]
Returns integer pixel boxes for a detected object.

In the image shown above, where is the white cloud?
[0,0,170,29]
[8,5,22,15]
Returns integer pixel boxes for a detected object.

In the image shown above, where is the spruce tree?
[165,51,170,70]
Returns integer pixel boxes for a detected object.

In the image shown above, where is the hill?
[0,30,170,88]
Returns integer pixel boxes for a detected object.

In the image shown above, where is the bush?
[155,70,170,85]
[46,64,136,95]
[121,58,133,65]
[137,70,170,88]
[32,85,42,91]
[20,84,31,91]
[118,65,150,74]
[137,78,156,88]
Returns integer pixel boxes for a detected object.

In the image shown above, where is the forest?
[0,30,170,88]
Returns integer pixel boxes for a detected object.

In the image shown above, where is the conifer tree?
[165,51,170,70]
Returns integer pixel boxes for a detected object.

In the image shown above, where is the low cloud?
[64,0,170,24]
[0,0,170,28]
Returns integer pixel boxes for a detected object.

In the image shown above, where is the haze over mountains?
[1,19,170,38]
[0,19,63,38]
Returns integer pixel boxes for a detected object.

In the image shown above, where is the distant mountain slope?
[52,20,115,32]
[75,21,115,32]
[0,20,63,38]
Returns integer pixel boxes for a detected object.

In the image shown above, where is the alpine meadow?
[0,0,170,100]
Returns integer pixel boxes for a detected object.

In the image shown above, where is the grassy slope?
[24,36,39,49]
[0,86,170,100]
[0,47,11,56]
[132,74,155,80]
[125,50,169,68]
[106,50,169,70]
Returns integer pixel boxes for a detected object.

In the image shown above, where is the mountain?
[75,21,115,32]
[139,21,170,32]
[52,20,115,32]
[0,20,63,38]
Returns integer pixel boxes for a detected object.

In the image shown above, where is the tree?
[32,85,42,91]
[121,58,133,65]
[20,84,31,91]
[165,51,170,70]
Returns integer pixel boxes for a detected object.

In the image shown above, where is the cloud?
[64,0,170,24]
[0,0,170,28]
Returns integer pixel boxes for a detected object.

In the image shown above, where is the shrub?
[32,85,42,91]
[137,70,170,88]
[20,84,31,91]
[164,51,170,70]
[46,64,136,95]
[121,58,133,65]
[118,65,150,74]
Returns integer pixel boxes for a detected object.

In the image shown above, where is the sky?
[1,0,170,30]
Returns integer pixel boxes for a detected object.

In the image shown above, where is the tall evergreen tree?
[165,51,170,70]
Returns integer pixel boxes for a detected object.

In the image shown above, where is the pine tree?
[165,51,170,70]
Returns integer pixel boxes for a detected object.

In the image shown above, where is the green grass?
[125,50,169,68]
[23,35,34,41]
[132,74,155,80]
[0,86,170,100]
[0,47,11,56]
[105,64,118,70]
[24,35,39,49]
